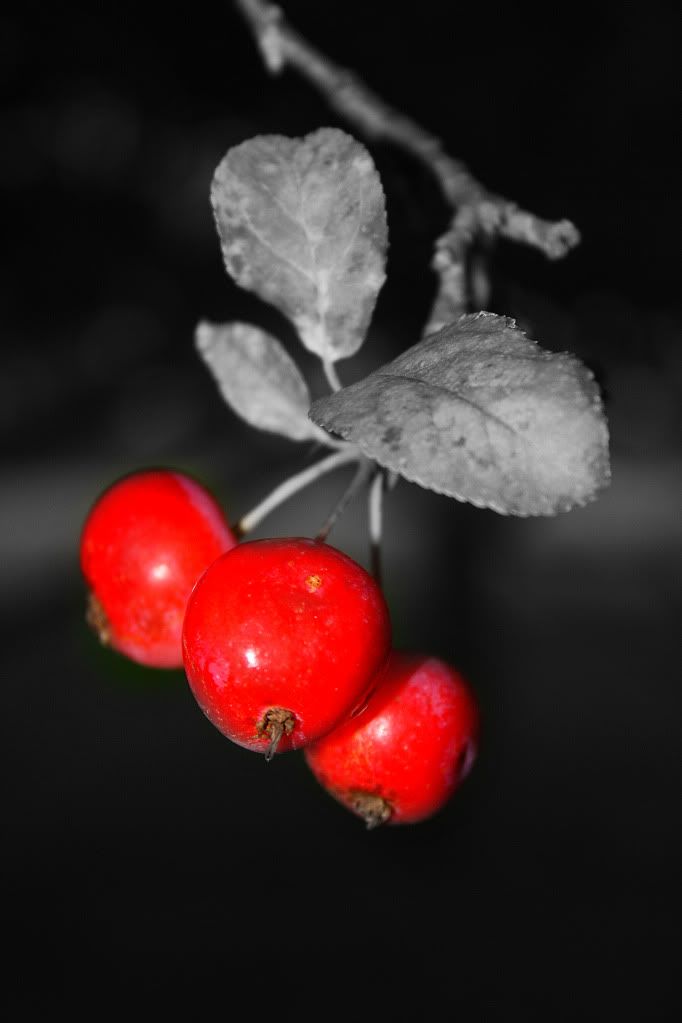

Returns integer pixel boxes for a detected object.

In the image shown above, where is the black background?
[3,1,680,1014]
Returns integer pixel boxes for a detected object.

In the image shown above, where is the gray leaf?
[196,321,324,442]
[211,128,387,362]
[310,312,610,516]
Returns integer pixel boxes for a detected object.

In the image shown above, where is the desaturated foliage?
[310,313,611,516]
[196,320,326,443]
[211,128,387,362]
[202,128,610,518]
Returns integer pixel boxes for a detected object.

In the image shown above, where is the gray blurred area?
[2,2,680,1015]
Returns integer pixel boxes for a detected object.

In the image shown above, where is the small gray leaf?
[309,312,610,516]
[211,128,387,362]
[196,321,324,442]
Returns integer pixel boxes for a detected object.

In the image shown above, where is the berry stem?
[368,469,385,587]
[348,791,392,829]
[235,448,361,536]
[259,708,296,761]
[316,458,373,542]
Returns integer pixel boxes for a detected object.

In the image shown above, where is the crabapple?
[80,469,236,668]
[304,651,479,827]
[181,537,391,757]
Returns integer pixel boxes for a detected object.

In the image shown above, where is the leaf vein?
[379,372,522,439]
[240,211,318,289]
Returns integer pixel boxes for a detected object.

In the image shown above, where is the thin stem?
[368,470,385,588]
[316,459,373,542]
[235,448,359,536]
[323,359,342,393]
[259,708,295,762]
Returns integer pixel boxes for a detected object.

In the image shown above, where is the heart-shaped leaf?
[310,313,610,516]
[196,321,326,443]
[211,128,387,362]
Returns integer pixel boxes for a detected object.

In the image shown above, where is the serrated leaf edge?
[310,311,612,517]
[312,401,610,516]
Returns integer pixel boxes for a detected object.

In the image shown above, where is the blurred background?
[3,0,680,1014]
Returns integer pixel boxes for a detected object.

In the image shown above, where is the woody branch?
[235,0,580,332]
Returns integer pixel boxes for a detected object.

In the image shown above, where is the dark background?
[3,1,680,1014]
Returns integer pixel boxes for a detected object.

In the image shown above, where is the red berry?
[304,651,479,827]
[182,538,391,757]
[80,469,236,668]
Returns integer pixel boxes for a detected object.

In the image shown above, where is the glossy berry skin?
[304,652,479,827]
[81,469,236,668]
[182,538,391,756]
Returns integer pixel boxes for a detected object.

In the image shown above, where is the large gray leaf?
[211,129,387,362]
[196,321,325,442]
[310,313,610,516]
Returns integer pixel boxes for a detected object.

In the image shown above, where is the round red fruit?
[181,538,391,757]
[304,651,479,827]
[80,469,236,668]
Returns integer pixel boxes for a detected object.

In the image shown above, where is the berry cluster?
[81,469,479,827]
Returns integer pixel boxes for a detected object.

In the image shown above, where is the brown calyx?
[86,592,111,646]
[346,791,392,830]
[257,707,296,762]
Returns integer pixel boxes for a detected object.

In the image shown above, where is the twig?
[316,459,373,542]
[235,0,581,330]
[235,448,359,536]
